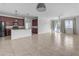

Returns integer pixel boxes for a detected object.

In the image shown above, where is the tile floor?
[0,32,79,56]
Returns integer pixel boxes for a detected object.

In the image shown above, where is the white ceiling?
[0,3,79,18]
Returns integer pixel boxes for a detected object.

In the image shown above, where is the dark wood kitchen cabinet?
[5,29,11,36]
[32,19,38,26]
[32,18,38,34]
[32,28,38,34]
[0,16,24,26]
[0,16,24,36]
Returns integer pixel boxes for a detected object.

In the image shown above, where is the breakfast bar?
[11,29,32,40]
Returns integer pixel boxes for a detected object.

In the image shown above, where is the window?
[65,20,73,28]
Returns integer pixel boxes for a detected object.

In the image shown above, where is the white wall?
[25,16,51,34]
[24,16,51,34]
[38,17,51,34]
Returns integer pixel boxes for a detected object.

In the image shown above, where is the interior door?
[32,18,38,34]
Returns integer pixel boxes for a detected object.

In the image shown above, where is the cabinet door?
[18,19,24,26]
[32,19,38,26]
[5,29,11,36]
[32,28,38,34]
[32,19,38,34]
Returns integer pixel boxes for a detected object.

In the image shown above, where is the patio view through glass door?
[64,19,73,34]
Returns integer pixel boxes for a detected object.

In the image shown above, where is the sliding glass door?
[51,17,76,34]
[64,19,73,34]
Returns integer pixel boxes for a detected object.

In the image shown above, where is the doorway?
[51,20,61,33]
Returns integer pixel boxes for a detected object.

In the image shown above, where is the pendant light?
[12,10,18,29]
[36,3,46,12]
[15,10,18,22]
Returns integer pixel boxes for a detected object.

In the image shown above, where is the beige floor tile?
[0,33,79,55]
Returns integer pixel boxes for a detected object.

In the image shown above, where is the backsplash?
[6,26,25,29]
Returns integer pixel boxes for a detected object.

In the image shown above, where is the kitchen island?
[11,29,32,40]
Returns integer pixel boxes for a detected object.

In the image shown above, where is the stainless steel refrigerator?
[0,22,5,37]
